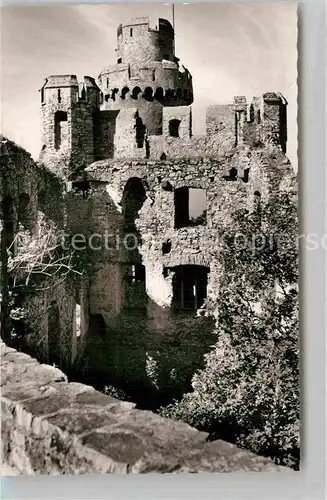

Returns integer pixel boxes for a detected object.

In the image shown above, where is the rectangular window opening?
[174,187,207,228]
[171,265,209,312]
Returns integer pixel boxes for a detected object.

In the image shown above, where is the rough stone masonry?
[1,340,285,474]
[29,17,295,399]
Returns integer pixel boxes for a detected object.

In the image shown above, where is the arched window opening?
[54,111,68,150]
[154,87,164,101]
[257,109,261,124]
[132,86,142,100]
[111,88,119,101]
[117,57,122,64]
[57,89,61,103]
[152,70,156,81]
[162,240,171,255]
[121,87,130,100]
[171,265,209,311]
[48,303,61,366]
[174,187,207,228]
[130,28,133,37]
[134,114,146,148]
[106,77,109,88]
[122,177,147,232]
[169,119,181,138]
[41,87,45,104]
[80,86,86,101]
[254,190,262,209]
[143,87,153,102]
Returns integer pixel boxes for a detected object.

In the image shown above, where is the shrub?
[160,187,300,469]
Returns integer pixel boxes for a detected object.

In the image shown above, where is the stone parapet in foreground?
[1,340,284,474]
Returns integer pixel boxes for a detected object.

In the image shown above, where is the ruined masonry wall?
[0,137,85,368]
[1,340,284,474]
[0,137,39,233]
[85,148,292,309]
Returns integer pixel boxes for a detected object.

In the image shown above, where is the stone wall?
[1,339,285,474]
[1,133,295,407]
[1,136,40,339]
[0,136,39,236]
[0,136,84,370]
[71,147,294,403]
[22,279,78,370]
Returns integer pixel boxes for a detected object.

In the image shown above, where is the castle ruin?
[1,17,295,408]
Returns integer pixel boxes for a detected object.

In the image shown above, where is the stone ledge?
[1,340,285,474]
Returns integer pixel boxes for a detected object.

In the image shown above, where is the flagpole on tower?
[172,3,175,31]
[172,3,175,56]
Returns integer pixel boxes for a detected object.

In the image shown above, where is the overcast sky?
[1,2,297,169]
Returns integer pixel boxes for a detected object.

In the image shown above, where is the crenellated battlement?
[118,17,174,34]
[40,75,100,106]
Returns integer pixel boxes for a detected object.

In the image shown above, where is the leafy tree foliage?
[160,184,299,469]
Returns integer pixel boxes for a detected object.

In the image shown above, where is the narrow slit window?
[75,304,81,338]
[54,111,68,150]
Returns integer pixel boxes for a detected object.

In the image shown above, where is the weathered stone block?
[1,343,285,474]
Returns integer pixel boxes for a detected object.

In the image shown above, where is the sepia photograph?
[0,2,299,475]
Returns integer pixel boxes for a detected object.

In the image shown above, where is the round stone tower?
[98,17,193,135]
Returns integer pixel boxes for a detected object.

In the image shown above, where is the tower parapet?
[98,17,193,136]
[233,92,287,152]
[116,17,175,66]
[261,92,287,153]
